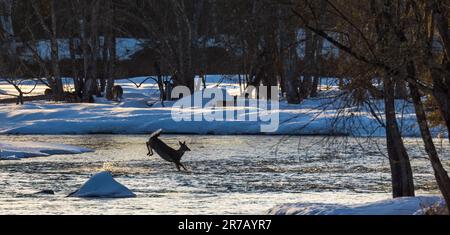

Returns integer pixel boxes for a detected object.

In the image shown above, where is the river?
[0,135,448,214]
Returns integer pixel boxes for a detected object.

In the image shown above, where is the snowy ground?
[0,141,93,160]
[269,196,447,215]
[0,75,446,137]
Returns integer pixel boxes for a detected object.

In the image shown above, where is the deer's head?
[179,141,191,152]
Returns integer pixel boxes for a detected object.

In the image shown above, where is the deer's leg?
[179,162,188,171]
[175,163,181,171]
[146,142,153,156]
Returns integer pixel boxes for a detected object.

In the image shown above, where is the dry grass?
[421,204,449,215]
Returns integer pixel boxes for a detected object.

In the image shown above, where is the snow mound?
[268,196,446,215]
[69,172,136,198]
[0,141,93,160]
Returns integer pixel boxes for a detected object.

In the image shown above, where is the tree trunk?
[408,58,450,210]
[0,0,16,56]
[49,0,63,100]
[284,28,301,104]
[105,0,116,100]
[310,77,320,98]
[154,61,165,101]
[77,1,90,102]
[90,1,100,97]
[410,79,450,212]
[285,60,302,104]
[105,39,116,100]
[310,26,324,98]
[384,77,415,198]
[300,28,314,99]
[69,35,81,99]
[428,0,450,142]
[277,6,287,97]
[261,30,278,99]
[32,0,64,100]
[171,0,195,91]
[394,80,408,100]
[432,84,450,142]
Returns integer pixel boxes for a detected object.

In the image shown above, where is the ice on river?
[0,135,448,215]
[0,141,93,160]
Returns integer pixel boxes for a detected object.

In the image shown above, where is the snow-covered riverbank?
[0,76,445,137]
[269,196,448,215]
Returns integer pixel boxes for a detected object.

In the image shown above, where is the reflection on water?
[0,135,448,215]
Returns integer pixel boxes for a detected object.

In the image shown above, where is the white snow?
[69,171,136,198]
[0,76,446,136]
[268,196,446,215]
[0,141,93,160]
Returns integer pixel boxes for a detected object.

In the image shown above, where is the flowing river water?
[0,135,449,215]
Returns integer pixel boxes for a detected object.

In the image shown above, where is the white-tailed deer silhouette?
[112,85,123,102]
[146,129,191,171]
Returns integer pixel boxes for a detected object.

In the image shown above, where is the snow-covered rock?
[0,141,93,160]
[69,172,136,198]
[268,196,446,215]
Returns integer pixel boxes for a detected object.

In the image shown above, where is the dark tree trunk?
[277,6,287,97]
[285,63,302,104]
[407,60,450,210]
[69,36,81,99]
[78,2,90,102]
[394,80,408,100]
[426,0,450,142]
[310,77,320,98]
[432,86,450,143]
[310,36,323,98]
[90,1,100,97]
[16,92,23,105]
[384,77,415,198]
[49,0,64,101]
[285,30,301,104]
[261,33,278,99]
[105,1,116,101]
[300,29,314,99]
[154,61,165,101]
[410,80,450,212]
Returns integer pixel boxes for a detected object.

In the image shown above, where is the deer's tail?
[149,129,163,139]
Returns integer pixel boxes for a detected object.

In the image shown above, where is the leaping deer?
[146,129,191,171]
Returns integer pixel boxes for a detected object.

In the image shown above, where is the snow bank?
[268,196,446,215]
[0,95,430,136]
[69,172,136,198]
[0,141,93,160]
[0,76,445,136]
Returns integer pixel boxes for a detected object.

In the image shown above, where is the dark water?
[0,135,448,215]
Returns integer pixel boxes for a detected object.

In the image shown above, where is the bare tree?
[31,0,64,100]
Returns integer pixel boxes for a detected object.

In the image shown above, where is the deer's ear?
[183,141,186,145]
[179,141,183,145]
